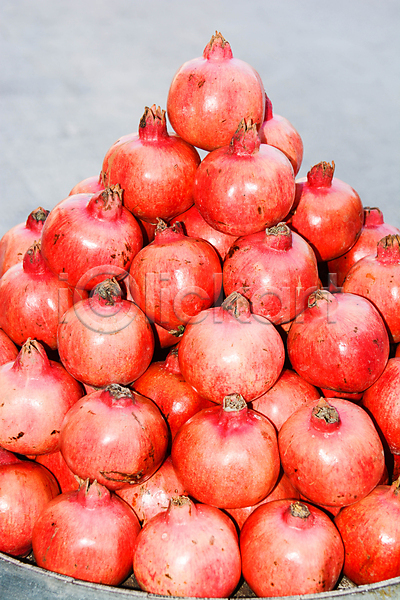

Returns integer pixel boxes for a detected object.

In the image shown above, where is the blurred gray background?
[1,0,399,239]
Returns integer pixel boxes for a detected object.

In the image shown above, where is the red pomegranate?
[193,119,295,237]
[167,31,265,151]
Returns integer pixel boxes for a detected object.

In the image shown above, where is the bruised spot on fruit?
[198,79,205,88]
[226,245,240,259]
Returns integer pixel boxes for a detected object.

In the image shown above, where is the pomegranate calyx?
[168,325,185,338]
[391,475,400,496]
[264,94,274,121]
[23,240,50,276]
[92,278,122,305]
[307,161,335,188]
[13,338,50,372]
[105,383,134,400]
[164,348,181,375]
[154,220,185,244]
[87,185,124,220]
[29,207,50,224]
[203,31,233,61]
[139,105,169,141]
[364,207,384,227]
[78,479,112,507]
[376,234,400,264]
[223,393,247,412]
[290,501,311,519]
[222,291,251,320]
[230,118,261,156]
[308,289,333,309]
[265,222,293,251]
[313,398,340,424]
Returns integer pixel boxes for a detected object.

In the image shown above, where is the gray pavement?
[1,0,399,239]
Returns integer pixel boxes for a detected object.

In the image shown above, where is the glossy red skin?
[258,102,303,175]
[225,471,300,529]
[178,301,285,404]
[328,208,400,287]
[57,294,154,387]
[279,398,385,507]
[396,344,400,357]
[59,387,169,491]
[133,496,241,597]
[133,350,214,440]
[129,225,223,331]
[0,460,59,557]
[193,143,295,237]
[102,124,200,223]
[0,245,77,350]
[287,291,390,393]
[32,481,140,585]
[291,175,363,262]
[36,451,80,493]
[116,456,187,526]
[69,173,105,196]
[335,482,400,584]
[176,204,238,260]
[171,402,280,508]
[223,227,319,324]
[0,340,84,455]
[362,358,400,454]
[342,239,400,343]
[0,207,49,277]
[166,34,265,152]
[40,191,143,290]
[240,499,344,597]
[250,368,320,431]
[0,329,18,366]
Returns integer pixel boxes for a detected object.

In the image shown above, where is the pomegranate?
[40,185,143,290]
[225,471,301,529]
[223,222,319,324]
[362,358,400,459]
[176,204,238,260]
[193,118,295,236]
[171,393,280,508]
[0,339,84,455]
[57,278,154,387]
[0,456,59,557]
[250,368,321,431]
[291,161,363,261]
[32,479,141,585]
[0,328,18,366]
[69,173,104,196]
[0,241,78,351]
[128,220,222,331]
[343,234,400,343]
[116,455,187,526]
[133,495,242,597]
[328,206,400,287]
[102,105,200,222]
[0,206,49,277]
[133,347,214,440]
[287,289,390,393]
[59,384,169,491]
[178,291,285,404]
[240,499,344,596]
[279,397,385,507]
[167,31,265,151]
[258,95,304,175]
[36,451,80,493]
[335,477,400,584]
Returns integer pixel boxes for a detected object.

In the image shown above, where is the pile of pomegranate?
[1,31,400,598]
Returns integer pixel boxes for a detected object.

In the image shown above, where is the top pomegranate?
[167,31,265,151]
